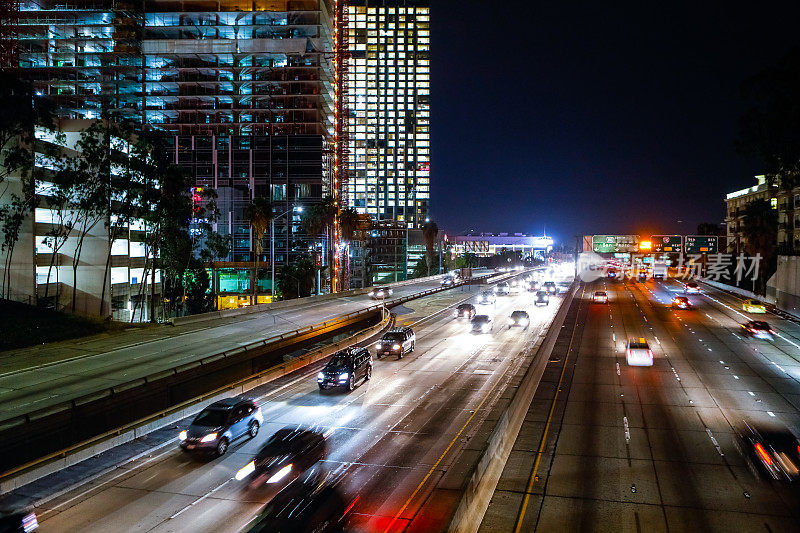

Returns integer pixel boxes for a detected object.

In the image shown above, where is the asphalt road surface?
[0,277,459,424]
[481,276,800,532]
[27,279,566,532]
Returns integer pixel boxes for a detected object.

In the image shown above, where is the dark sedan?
[235,427,327,487]
[738,423,800,482]
[247,471,356,533]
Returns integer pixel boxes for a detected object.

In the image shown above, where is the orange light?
[755,442,772,465]
[639,241,652,251]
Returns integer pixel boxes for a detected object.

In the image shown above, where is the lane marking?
[706,428,724,456]
[169,478,232,519]
[768,411,776,417]
[623,416,631,444]
[616,363,621,376]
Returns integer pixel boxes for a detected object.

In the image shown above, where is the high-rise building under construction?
[14,0,338,299]
[347,0,429,229]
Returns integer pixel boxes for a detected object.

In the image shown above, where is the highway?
[0,276,467,425]
[481,276,800,532]
[18,276,567,532]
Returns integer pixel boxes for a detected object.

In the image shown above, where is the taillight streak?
[755,442,773,465]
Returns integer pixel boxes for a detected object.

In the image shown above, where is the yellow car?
[743,299,766,314]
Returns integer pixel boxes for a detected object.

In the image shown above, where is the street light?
[271,205,302,302]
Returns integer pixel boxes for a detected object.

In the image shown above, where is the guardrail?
[168,270,491,327]
[0,273,497,476]
[1,311,396,494]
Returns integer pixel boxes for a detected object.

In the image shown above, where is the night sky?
[429,1,800,246]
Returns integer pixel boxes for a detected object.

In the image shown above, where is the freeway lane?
[481,276,800,532]
[0,277,464,424]
[26,278,568,532]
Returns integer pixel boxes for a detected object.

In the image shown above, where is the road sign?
[592,235,639,253]
[651,235,683,253]
[685,235,719,254]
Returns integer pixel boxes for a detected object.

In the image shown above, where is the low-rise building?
[447,233,553,260]
[725,175,778,254]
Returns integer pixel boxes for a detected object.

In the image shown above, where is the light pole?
[271,205,302,302]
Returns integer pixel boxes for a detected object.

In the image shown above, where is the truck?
[653,261,667,280]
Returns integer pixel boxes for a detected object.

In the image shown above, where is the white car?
[626,338,653,367]
[369,287,393,300]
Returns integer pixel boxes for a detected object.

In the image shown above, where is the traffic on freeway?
[482,272,800,532]
[4,268,572,532]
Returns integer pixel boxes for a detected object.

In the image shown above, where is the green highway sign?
[685,235,719,254]
[592,235,639,253]
[651,235,683,253]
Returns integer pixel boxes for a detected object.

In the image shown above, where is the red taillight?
[770,330,775,334]
[343,495,360,516]
[755,442,772,465]
[647,349,653,358]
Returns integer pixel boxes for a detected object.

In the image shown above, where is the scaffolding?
[0,0,20,70]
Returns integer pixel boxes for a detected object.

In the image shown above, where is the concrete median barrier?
[445,281,578,533]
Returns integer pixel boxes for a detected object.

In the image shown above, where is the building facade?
[725,175,777,254]
[448,233,554,260]
[15,0,337,303]
[347,0,430,228]
[0,120,161,321]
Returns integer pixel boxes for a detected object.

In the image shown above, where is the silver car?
[369,287,393,299]
[179,398,263,456]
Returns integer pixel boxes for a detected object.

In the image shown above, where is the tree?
[276,255,316,300]
[56,121,120,312]
[422,220,439,276]
[337,207,360,289]
[301,195,337,289]
[742,198,779,292]
[40,180,76,308]
[0,74,54,298]
[244,196,273,304]
[456,252,478,269]
[339,207,360,242]
[738,48,800,185]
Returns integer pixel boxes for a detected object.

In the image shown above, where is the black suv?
[318,347,372,391]
[375,327,415,359]
[453,303,476,319]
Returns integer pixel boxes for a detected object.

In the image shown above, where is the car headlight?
[482,324,490,332]
[200,432,218,443]
[392,343,401,350]
[339,372,349,380]
[521,318,529,325]
[179,430,187,441]
[235,460,256,481]
[317,372,325,381]
[266,463,293,484]
[375,342,382,349]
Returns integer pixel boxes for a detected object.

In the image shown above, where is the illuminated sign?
[592,235,639,253]
[650,235,682,253]
[684,235,719,254]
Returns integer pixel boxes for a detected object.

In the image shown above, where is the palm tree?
[244,196,273,304]
[422,220,439,276]
[301,196,337,289]
[339,207,360,242]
